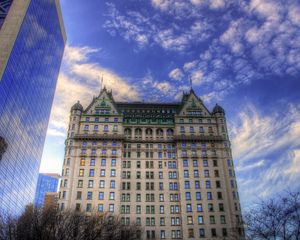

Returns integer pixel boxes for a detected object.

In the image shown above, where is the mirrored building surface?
[0,0,66,215]
[34,173,60,208]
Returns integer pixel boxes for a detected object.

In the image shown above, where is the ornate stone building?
[58,87,243,239]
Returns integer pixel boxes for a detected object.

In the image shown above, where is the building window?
[80,159,85,166]
[79,169,84,177]
[183,160,188,167]
[101,159,106,166]
[76,191,82,200]
[160,230,166,239]
[110,180,115,188]
[77,180,83,188]
[187,216,193,225]
[111,169,116,177]
[160,205,164,214]
[197,204,203,212]
[88,180,93,188]
[86,204,92,212]
[207,192,213,200]
[98,192,104,200]
[87,191,93,200]
[188,229,194,238]
[100,169,105,177]
[186,192,191,200]
[109,204,114,212]
[98,204,103,212]
[221,215,226,224]
[198,216,204,224]
[186,204,192,212]
[90,159,95,166]
[211,228,217,237]
[111,159,116,166]
[99,180,105,188]
[89,169,94,177]
[199,229,205,238]
[109,192,115,200]
[185,181,190,189]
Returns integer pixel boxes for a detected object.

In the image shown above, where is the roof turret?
[212,104,225,114]
[71,101,83,112]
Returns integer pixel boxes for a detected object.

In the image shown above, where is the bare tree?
[244,191,300,240]
[0,205,142,240]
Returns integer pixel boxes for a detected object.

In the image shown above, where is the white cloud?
[41,44,140,173]
[154,81,172,93]
[230,104,300,163]
[168,68,183,80]
[229,103,300,205]
[209,0,225,9]
[191,70,204,85]
[64,45,100,62]
[183,60,198,71]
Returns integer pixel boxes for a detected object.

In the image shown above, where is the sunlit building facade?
[59,88,244,239]
[0,0,66,215]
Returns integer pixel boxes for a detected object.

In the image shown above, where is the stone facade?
[58,88,244,239]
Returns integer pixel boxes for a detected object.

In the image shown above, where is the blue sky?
[40,0,300,209]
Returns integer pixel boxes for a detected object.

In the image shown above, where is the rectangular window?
[109,204,114,212]
[197,204,203,212]
[89,169,94,177]
[99,192,104,200]
[87,191,93,200]
[90,159,95,166]
[109,192,115,200]
[99,180,105,188]
[88,180,93,188]
[207,192,213,200]
[79,169,84,177]
[98,204,103,212]
[101,159,106,166]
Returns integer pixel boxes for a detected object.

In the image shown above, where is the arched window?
[124,128,132,136]
[167,129,174,136]
[135,128,142,136]
[146,128,153,136]
[156,128,164,136]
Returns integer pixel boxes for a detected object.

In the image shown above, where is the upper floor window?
[104,125,109,132]
[86,117,90,122]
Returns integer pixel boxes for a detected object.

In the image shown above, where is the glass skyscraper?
[0,0,66,215]
[34,173,60,208]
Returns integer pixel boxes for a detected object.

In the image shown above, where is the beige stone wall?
[0,1,30,80]
[59,105,243,240]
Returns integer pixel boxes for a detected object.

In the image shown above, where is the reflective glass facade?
[34,173,60,207]
[0,0,65,215]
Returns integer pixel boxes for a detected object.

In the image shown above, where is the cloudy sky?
[40,0,300,209]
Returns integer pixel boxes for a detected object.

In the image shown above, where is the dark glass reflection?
[0,0,65,215]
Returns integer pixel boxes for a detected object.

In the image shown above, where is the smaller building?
[34,173,60,208]
[44,192,59,210]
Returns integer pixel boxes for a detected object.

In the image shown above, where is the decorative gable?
[85,88,120,115]
[178,90,211,117]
